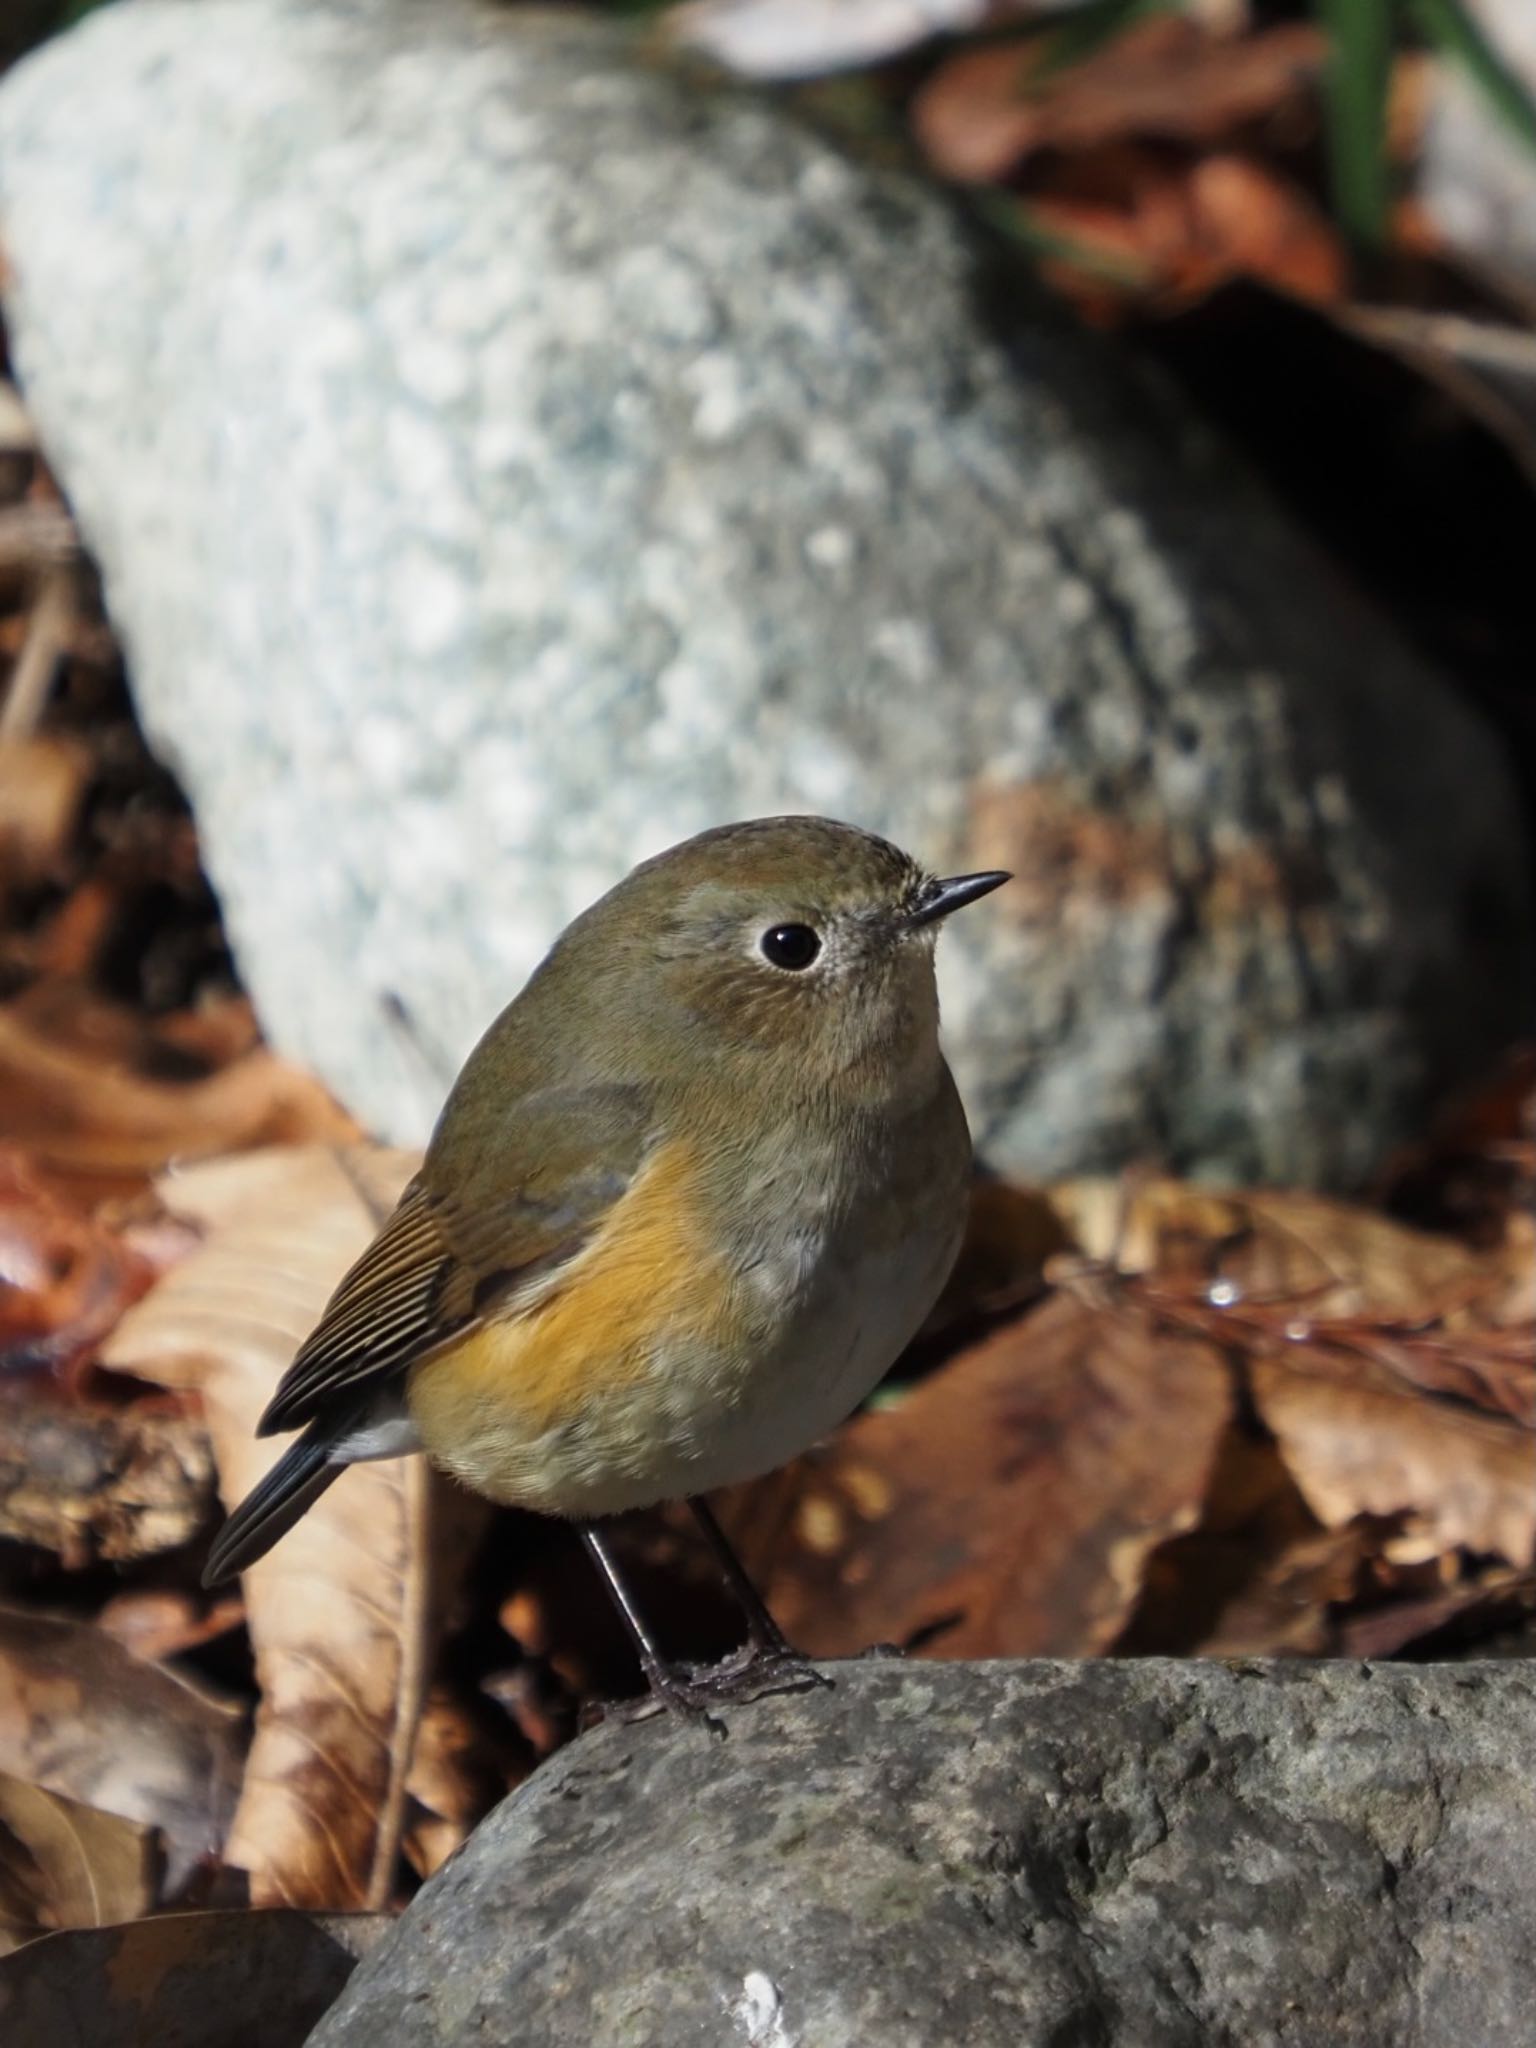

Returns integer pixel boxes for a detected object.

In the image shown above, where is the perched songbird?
[204,817,1007,1715]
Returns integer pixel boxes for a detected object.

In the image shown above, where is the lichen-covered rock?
[0,0,1528,1182]
[308,1658,1536,2048]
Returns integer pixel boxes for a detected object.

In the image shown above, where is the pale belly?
[403,1148,968,1519]
[647,1214,965,1500]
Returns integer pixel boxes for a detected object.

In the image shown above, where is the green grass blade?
[1316,0,1396,246]
[1407,0,1536,153]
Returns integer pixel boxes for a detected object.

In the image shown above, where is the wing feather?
[258,1082,654,1436]
[257,1180,465,1433]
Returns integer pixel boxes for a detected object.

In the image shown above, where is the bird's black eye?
[760,924,822,971]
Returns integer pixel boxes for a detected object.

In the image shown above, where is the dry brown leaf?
[1054,1175,1536,1394]
[101,1145,435,1910]
[1194,1521,1374,1656]
[1121,1429,1374,1657]
[1250,1347,1535,1564]
[153,993,268,1071]
[718,1290,1232,1658]
[0,1905,390,2041]
[0,1006,358,1185]
[1045,1172,1535,1574]
[0,1607,241,1893]
[1337,1567,1536,1659]
[0,735,88,893]
[0,1144,154,1371]
[913,20,1325,184]
[0,1772,161,1956]
[95,1589,244,1666]
[402,1685,524,1880]
[0,1398,215,1565]
[20,880,133,987]
[1048,1174,1524,1320]
[1018,144,1347,316]
[1182,152,1349,302]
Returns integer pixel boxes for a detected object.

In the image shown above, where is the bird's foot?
[685,1636,834,1704]
[591,1639,831,1738]
[592,1673,729,1739]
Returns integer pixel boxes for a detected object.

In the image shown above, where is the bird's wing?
[257,1082,654,1436]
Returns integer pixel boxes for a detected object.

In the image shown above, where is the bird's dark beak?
[906,870,1011,928]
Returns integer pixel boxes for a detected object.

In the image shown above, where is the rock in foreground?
[310,1658,1536,2047]
[0,2,1530,1182]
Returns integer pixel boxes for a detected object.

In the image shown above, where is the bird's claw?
[685,1637,834,1700]
[592,1639,832,1738]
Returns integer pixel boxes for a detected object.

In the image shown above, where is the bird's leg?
[686,1495,794,1654]
[577,1521,825,1730]
[578,1526,676,1694]
[685,1497,832,1693]
[578,1525,724,1732]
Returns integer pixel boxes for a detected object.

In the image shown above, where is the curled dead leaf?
[0,1607,241,1893]
[1183,153,1349,303]
[0,1146,153,1375]
[0,1772,161,1956]
[0,1007,358,1187]
[1045,1171,1536,1587]
[101,1145,436,1911]
[0,1398,215,1565]
[913,20,1326,185]
[1048,1175,1527,1323]
[1019,144,1346,316]
[1250,1347,1535,1565]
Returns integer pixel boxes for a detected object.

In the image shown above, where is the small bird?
[204,816,1007,1716]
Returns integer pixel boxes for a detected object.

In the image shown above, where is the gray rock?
[0,0,1529,1184]
[308,1657,1536,2048]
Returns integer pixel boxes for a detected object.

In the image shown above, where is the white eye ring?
[759,924,822,971]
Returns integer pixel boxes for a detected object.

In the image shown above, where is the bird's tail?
[202,1427,341,1587]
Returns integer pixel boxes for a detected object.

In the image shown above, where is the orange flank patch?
[405,1139,732,1504]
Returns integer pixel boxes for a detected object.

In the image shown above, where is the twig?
[1,564,75,741]
[1338,303,1536,488]
[1345,305,1536,380]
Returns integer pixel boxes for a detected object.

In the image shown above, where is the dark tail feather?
[202,1429,342,1586]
